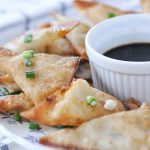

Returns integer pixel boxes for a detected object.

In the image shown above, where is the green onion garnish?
[25,71,35,79]
[24,34,33,43]
[29,122,41,130]
[0,87,9,96]
[25,60,32,67]
[13,112,22,123]
[86,96,97,106]
[23,50,34,60]
[53,126,75,129]
[10,90,22,95]
[107,12,116,18]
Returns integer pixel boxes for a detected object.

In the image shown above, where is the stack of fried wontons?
[0,1,150,150]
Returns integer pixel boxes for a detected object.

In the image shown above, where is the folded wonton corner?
[21,79,124,126]
[74,0,136,25]
[40,103,150,150]
[0,93,33,112]
[53,13,91,59]
[141,0,150,13]
[0,48,80,105]
[4,21,79,54]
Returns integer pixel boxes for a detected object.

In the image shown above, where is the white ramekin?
[86,14,150,103]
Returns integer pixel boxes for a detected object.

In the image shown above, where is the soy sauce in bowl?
[104,43,150,62]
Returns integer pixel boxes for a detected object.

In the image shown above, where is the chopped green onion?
[24,34,33,43]
[25,60,32,67]
[29,122,41,130]
[10,90,22,95]
[107,12,116,18]
[53,126,75,129]
[0,87,9,96]
[86,96,97,106]
[13,112,22,122]
[25,71,35,79]
[23,50,34,60]
[86,96,96,104]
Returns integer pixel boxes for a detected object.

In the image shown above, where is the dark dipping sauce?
[103,43,150,62]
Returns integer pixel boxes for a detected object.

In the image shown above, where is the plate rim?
[0,123,55,150]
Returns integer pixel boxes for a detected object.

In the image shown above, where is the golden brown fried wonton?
[141,0,150,12]
[0,93,33,112]
[74,0,136,24]
[0,48,79,105]
[4,21,79,54]
[21,79,124,126]
[40,104,150,150]
[53,13,90,59]
[0,74,20,91]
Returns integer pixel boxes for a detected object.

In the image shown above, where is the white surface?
[0,0,63,44]
[0,0,142,44]
[0,12,24,29]
[86,14,150,102]
[99,0,142,11]
[0,113,57,150]
[0,12,25,44]
[0,0,61,15]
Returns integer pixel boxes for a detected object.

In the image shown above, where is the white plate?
[0,112,61,150]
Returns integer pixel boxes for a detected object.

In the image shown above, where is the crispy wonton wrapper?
[46,37,75,56]
[21,79,124,126]
[74,0,136,24]
[40,103,150,150]
[53,13,90,59]
[1,22,77,92]
[0,47,20,90]
[141,0,150,12]
[38,22,76,56]
[0,48,79,105]
[0,93,33,112]
[0,48,21,91]
[4,21,79,54]
[0,74,20,91]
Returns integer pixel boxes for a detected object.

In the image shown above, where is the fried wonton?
[53,14,90,59]
[141,0,150,12]
[0,48,79,105]
[0,48,20,91]
[37,23,52,29]
[0,74,20,91]
[4,21,79,54]
[0,47,16,72]
[46,37,75,56]
[38,21,76,56]
[0,47,16,57]
[74,0,135,24]
[66,23,90,59]
[0,93,33,112]
[21,79,124,126]
[0,48,21,91]
[40,104,150,150]
[0,47,16,74]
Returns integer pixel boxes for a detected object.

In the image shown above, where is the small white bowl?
[86,14,150,103]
